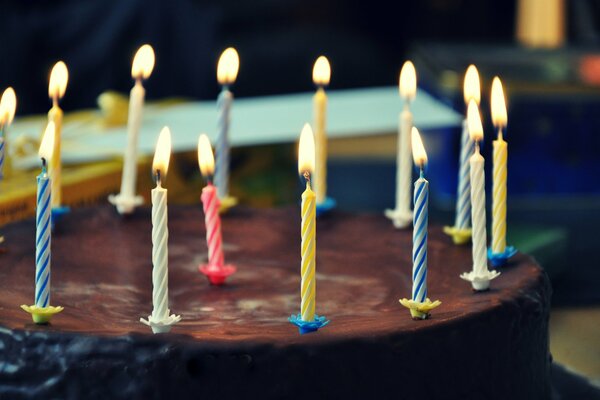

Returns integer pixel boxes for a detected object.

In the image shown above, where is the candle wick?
[155,169,162,187]
[475,141,481,154]
[498,127,504,141]
[41,158,47,172]
[419,166,425,179]
[52,97,58,108]
[207,175,213,185]
[303,170,311,185]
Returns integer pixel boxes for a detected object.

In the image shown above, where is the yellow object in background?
[97,91,129,127]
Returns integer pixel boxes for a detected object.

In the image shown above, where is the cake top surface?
[0,206,542,345]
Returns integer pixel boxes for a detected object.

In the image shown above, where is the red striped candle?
[201,183,224,268]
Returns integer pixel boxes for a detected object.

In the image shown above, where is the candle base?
[108,193,144,215]
[21,304,64,324]
[487,246,518,268]
[399,298,441,320]
[460,270,501,292]
[316,197,336,217]
[288,313,329,335]
[384,208,413,229]
[140,312,181,334]
[51,207,71,231]
[442,226,472,245]
[218,196,238,214]
[199,263,237,286]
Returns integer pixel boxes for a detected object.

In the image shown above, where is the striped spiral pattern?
[35,173,52,308]
[300,184,316,322]
[396,110,413,213]
[492,139,507,253]
[470,151,488,275]
[412,177,428,302]
[215,89,232,200]
[454,120,473,229]
[151,188,169,320]
[0,136,5,180]
[202,185,224,267]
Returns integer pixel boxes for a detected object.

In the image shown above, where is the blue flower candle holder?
[487,246,518,268]
[316,197,336,217]
[288,314,329,335]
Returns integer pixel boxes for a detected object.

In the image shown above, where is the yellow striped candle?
[491,77,508,254]
[298,123,316,322]
[47,62,69,208]
[312,56,330,204]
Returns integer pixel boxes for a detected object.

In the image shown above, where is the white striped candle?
[454,119,473,229]
[0,87,17,180]
[215,48,239,200]
[0,134,4,180]
[491,77,508,254]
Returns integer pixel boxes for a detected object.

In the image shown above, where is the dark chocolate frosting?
[0,206,551,399]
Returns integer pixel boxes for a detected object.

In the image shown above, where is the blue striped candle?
[215,88,232,199]
[454,119,473,229]
[35,160,52,308]
[412,171,428,303]
[0,132,5,180]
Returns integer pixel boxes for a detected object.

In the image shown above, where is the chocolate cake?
[0,206,551,399]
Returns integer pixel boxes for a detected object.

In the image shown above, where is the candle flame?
[217,47,240,85]
[152,126,172,179]
[399,61,417,101]
[463,64,480,106]
[131,44,155,80]
[197,134,215,177]
[39,122,56,160]
[0,87,17,126]
[411,127,428,167]
[467,100,484,142]
[48,61,69,100]
[312,56,331,86]
[298,123,315,175]
[491,76,507,129]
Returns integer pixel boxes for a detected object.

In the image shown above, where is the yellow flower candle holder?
[399,298,441,320]
[443,226,472,245]
[21,304,64,324]
[218,195,238,214]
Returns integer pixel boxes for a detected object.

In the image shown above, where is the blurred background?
[1,0,599,395]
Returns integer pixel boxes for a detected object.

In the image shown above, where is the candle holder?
[140,312,181,334]
[199,263,236,286]
[288,313,329,335]
[108,193,144,215]
[399,298,441,320]
[487,246,518,268]
[384,208,412,229]
[21,304,63,324]
[218,195,238,214]
[51,206,70,230]
[443,226,472,245]
[316,197,336,217]
[460,270,501,291]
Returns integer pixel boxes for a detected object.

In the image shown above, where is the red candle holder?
[199,263,236,286]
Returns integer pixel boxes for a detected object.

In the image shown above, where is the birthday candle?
[119,45,155,207]
[491,77,508,254]
[396,62,417,219]
[150,127,172,321]
[453,65,480,230]
[35,123,55,308]
[198,134,225,268]
[312,56,330,204]
[298,123,316,322]
[215,48,239,200]
[411,127,429,303]
[467,101,488,276]
[47,61,68,208]
[0,87,16,180]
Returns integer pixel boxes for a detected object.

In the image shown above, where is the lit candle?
[289,123,329,334]
[47,61,68,209]
[35,122,55,309]
[460,101,500,290]
[385,61,416,228]
[0,87,17,180]
[312,56,330,204]
[410,127,429,303]
[140,127,181,333]
[197,134,236,285]
[298,123,316,322]
[215,47,239,202]
[491,77,507,254]
[110,44,155,214]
